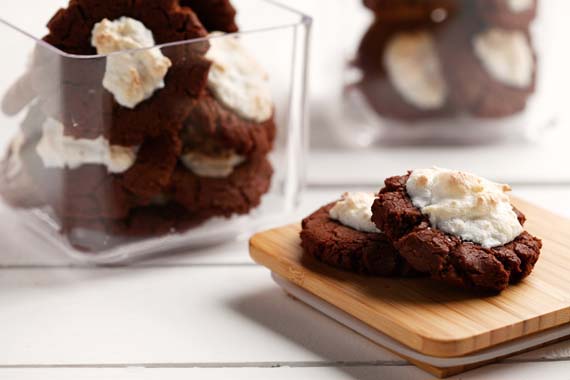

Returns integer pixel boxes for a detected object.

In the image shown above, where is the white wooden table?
[2,0,570,376]
[1,149,570,380]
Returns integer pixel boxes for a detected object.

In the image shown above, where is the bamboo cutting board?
[249,197,570,376]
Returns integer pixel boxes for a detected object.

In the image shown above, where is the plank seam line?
[0,361,411,369]
[1,357,569,369]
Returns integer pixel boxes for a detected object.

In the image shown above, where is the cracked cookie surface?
[181,93,276,158]
[180,0,238,33]
[37,0,211,146]
[170,155,273,218]
[16,105,182,220]
[301,202,418,277]
[371,173,542,292]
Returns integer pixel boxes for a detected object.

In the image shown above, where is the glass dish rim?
[0,0,313,60]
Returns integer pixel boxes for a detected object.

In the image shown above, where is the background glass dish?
[309,0,568,147]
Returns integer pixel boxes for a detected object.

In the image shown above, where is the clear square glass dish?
[0,0,311,263]
[312,0,567,146]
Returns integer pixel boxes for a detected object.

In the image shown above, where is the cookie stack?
[357,0,538,120]
[0,0,276,247]
[301,168,542,292]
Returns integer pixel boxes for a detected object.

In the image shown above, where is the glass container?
[0,0,311,263]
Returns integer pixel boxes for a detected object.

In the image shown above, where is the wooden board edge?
[248,202,570,358]
[384,335,570,378]
[283,288,570,378]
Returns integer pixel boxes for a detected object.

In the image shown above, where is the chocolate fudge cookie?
[44,0,208,55]
[437,17,536,117]
[356,21,453,121]
[20,148,134,221]
[61,202,208,243]
[34,133,182,220]
[10,137,270,253]
[170,155,273,218]
[180,33,276,159]
[301,198,417,277]
[363,0,459,23]
[16,107,130,219]
[120,132,182,204]
[476,0,537,29]
[181,0,239,33]
[371,170,542,292]
[35,0,212,146]
[15,102,184,220]
[182,93,276,158]
[27,48,209,147]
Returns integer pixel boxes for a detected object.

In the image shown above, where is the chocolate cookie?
[16,56,274,233]
[27,135,182,220]
[371,173,542,292]
[35,0,212,146]
[363,0,459,23]
[181,0,238,33]
[17,106,181,220]
[119,132,182,204]
[476,0,537,29]
[356,21,453,121]
[56,60,212,147]
[301,202,417,277]
[437,16,536,118]
[181,93,276,157]
[20,146,133,221]
[53,201,213,252]
[61,202,208,243]
[170,155,273,218]
[20,162,212,250]
[26,45,210,146]
[43,0,208,55]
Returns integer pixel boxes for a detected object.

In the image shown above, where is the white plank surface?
[1,264,570,377]
[0,263,569,378]
[0,266,402,365]
[2,362,570,380]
